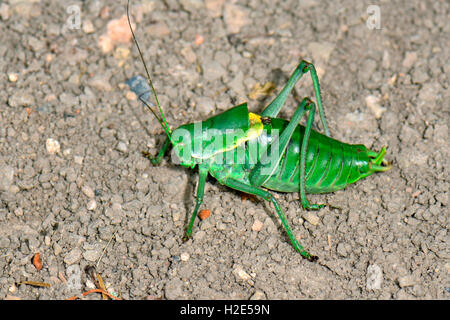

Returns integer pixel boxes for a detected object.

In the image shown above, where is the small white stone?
[8,73,18,82]
[87,199,97,211]
[46,138,60,154]
[74,156,84,165]
[180,252,190,262]
[234,266,251,281]
[365,95,386,119]
[366,264,383,290]
[85,279,96,289]
[250,290,266,300]
[172,211,181,222]
[82,20,95,34]
[116,141,128,153]
[81,185,95,198]
[398,275,416,288]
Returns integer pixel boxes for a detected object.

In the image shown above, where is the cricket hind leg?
[298,100,326,211]
[220,177,318,262]
[262,60,330,137]
[250,96,326,211]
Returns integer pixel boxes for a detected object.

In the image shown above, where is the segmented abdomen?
[261,119,364,194]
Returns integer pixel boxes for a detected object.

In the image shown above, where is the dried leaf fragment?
[248,82,276,100]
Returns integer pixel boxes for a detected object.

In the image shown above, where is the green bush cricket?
[126,1,391,261]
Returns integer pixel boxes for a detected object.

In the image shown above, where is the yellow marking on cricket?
[193,112,264,159]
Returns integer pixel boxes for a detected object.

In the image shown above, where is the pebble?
[251,219,264,232]
[234,265,252,281]
[365,95,386,119]
[411,65,429,84]
[64,247,82,265]
[104,203,124,224]
[196,96,215,116]
[125,91,137,101]
[180,252,190,262]
[88,74,112,92]
[14,208,23,217]
[85,279,96,289]
[303,212,320,226]
[418,82,440,102]
[205,0,224,18]
[82,20,95,34]
[74,156,83,165]
[87,199,97,211]
[106,15,133,44]
[250,290,266,300]
[336,242,348,257]
[402,51,417,69]
[98,34,113,53]
[116,141,128,153]
[202,60,226,82]
[193,230,206,241]
[46,138,60,154]
[83,249,101,262]
[81,185,95,198]
[180,46,197,64]
[307,41,335,64]
[8,284,17,293]
[8,73,18,82]
[359,59,377,83]
[172,211,181,222]
[0,3,10,20]
[8,92,35,108]
[398,275,416,288]
[0,165,14,191]
[224,3,250,34]
[366,264,383,290]
[28,36,45,52]
[147,22,170,38]
[164,278,184,300]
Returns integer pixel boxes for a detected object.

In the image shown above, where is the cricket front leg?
[183,165,209,241]
[142,137,171,165]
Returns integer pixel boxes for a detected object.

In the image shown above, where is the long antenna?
[127,0,173,142]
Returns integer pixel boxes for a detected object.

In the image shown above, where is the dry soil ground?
[0,0,448,299]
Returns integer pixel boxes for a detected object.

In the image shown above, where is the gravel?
[0,0,448,300]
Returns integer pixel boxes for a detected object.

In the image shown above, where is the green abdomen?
[208,117,369,194]
[258,118,366,194]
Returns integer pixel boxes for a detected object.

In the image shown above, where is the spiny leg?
[220,177,318,261]
[299,101,325,210]
[262,60,330,137]
[249,98,310,187]
[183,164,209,241]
